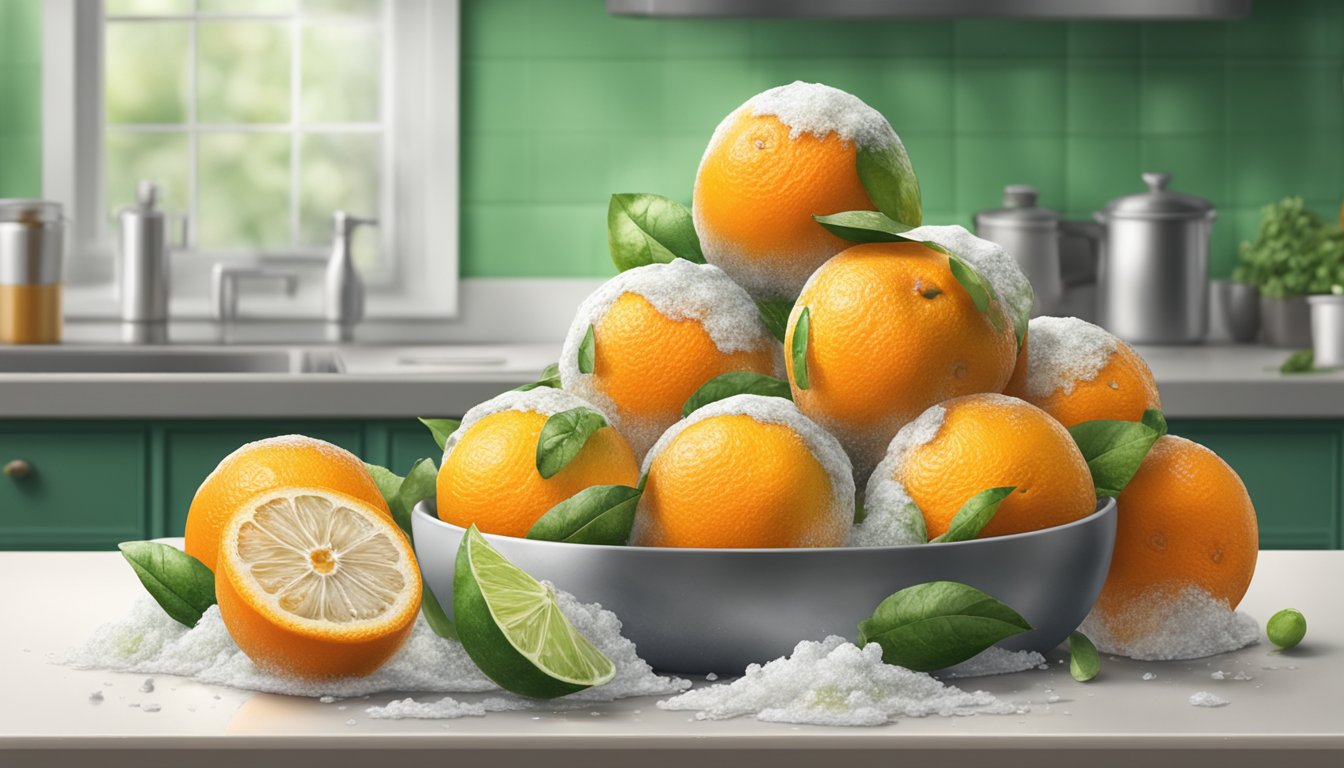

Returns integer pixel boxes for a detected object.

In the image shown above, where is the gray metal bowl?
[412,498,1116,675]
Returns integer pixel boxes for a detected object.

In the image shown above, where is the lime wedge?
[453,525,616,699]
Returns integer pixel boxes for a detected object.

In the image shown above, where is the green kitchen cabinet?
[160,422,366,537]
[1168,420,1341,550]
[364,419,443,477]
[0,422,150,549]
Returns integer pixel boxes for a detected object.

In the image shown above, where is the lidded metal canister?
[0,199,64,344]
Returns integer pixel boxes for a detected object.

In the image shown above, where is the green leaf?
[526,484,642,545]
[536,406,609,479]
[365,459,439,541]
[683,371,793,417]
[948,255,992,313]
[1068,416,1166,497]
[607,193,705,272]
[578,324,596,375]
[420,578,457,639]
[932,487,1016,543]
[813,210,913,243]
[856,581,1032,672]
[1281,349,1315,373]
[791,307,811,390]
[1068,631,1100,682]
[855,142,922,229]
[118,541,216,628]
[756,298,794,344]
[516,362,561,392]
[418,418,461,453]
[1141,408,1168,438]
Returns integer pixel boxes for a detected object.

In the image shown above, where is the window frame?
[42,0,459,321]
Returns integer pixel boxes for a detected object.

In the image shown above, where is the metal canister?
[1094,172,1216,344]
[0,199,64,344]
[973,185,1065,317]
[119,181,171,324]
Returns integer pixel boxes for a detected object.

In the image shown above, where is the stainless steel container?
[1308,295,1344,367]
[0,199,64,344]
[974,185,1065,316]
[1095,172,1216,344]
[1211,279,1260,343]
[118,181,174,324]
[1261,294,1313,348]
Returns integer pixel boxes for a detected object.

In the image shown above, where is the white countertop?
[1,550,1339,767]
[0,339,1340,419]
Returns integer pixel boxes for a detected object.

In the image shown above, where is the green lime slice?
[453,525,616,699]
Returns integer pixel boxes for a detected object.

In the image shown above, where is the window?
[43,0,458,319]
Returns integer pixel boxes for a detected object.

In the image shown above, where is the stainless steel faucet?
[324,211,378,342]
[210,264,299,322]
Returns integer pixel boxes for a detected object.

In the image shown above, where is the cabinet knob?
[3,459,31,479]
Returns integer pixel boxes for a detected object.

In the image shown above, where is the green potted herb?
[1232,197,1344,347]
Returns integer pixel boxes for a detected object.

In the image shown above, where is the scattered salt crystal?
[141,702,161,713]
[1046,694,1061,703]
[657,636,1017,727]
[367,696,531,720]
[64,586,687,703]
[1016,317,1122,399]
[1142,673,1157,681]
[139,678,155,693]
[1211,671,1226,681]
[88,691,103,704]
[900,225,1034,334]
[941,646,1046,679]
[590,711,602,717]
[705,673,718,682]
[559,260,779,458]
[1189,691,1229,708]
[318,696,336,704]
[1080,587,1259,661]
[635,395,854,548]
[345,719,357,726]
[851,404,945,546]
[337,706,347,711]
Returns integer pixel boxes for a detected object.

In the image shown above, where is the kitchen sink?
[0,346,343,374]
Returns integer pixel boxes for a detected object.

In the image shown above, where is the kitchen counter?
[0,338,1339,419]
[1,550,1339,768]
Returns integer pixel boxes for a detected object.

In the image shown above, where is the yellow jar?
[0,200,64,345]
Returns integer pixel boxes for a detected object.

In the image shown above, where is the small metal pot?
[1211,279,1260,343]
[1308,295,1344,367]
[1260,294,1313,348]
[1094,172,1216,345]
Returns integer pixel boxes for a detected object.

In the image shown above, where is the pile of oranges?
[182,81,1259,676]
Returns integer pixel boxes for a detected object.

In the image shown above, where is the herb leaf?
[536,407,609,479]
[578,324,596,375]
[756,298,794,343]
[1281,349,1316,374]
[683,371,793,417]
[855,143,922,229]
[1068,413,1166,497]
[420,578,458,639]
[366,463,405,518]
[365,458,438,540]
[516,362,562,392]
[857,581,1032,672]
[791,307,812,390]
[118,541,216,628]
[932,486,1016,543]
[607,193,705,272]
[948,255,991,313]
[418,418,461,452]
[813,210,913,243]
[1069,631,1100,682]
[527,484,642,545]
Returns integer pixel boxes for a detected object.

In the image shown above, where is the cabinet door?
[0,423,149,550]
[1167,420,1340,549]
[160,422,365,537]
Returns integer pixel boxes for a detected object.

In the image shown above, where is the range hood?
[607,0,1252,20]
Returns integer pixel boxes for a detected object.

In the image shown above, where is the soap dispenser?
[324,211,377,342]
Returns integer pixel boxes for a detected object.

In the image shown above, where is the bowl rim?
[412,495,1116,556]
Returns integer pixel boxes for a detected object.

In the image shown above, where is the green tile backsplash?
[1,0,1341,279]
